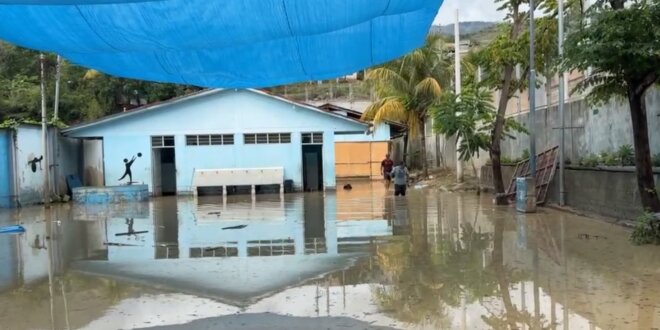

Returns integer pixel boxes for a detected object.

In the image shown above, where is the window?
[185,134,234,146]
[151,135,175,148]
[302,132,323,145]
[244,133,291,144]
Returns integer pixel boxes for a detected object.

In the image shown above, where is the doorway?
[302,145,323,192]
[151,136,176,196]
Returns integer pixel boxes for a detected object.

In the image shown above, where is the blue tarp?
[0,0,443,87]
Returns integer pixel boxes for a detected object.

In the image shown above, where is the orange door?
[335,142,389,179]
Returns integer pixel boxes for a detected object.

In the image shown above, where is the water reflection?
[1,183,659,329]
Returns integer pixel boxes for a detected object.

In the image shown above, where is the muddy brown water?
[1,182,659,329]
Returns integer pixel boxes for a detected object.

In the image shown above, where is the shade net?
[0,0,443,88]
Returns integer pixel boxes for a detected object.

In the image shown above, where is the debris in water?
[0,225,25,235]
[222,225,248,230]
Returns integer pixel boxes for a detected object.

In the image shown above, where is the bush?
[599,150,618,166]
[521,149,530,161]
[617,145,635,166]
[652,153,660,167]
[630,213,660,245]
[578,154,600,168]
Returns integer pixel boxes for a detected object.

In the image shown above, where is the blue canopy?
[0,0,443,88]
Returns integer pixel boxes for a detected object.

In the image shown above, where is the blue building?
[63,89,392,195]
[0,125,81,208]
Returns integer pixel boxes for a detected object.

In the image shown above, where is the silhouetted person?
[115,218,147,237]
[119,155,137,184]
[28,156,43,173]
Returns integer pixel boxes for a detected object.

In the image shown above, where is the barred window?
[244,133,291,144]
[302,132,323,145]
[185,134,234,146]
[151,135,175,148]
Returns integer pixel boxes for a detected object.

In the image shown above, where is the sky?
[433,0,506,25]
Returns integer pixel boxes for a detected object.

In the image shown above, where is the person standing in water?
[390,161,409,197]
[381,154,394,189]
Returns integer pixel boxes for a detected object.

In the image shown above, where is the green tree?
[362,35,452,177]
[563,0,660,212]
[431,87,527,163]
[476,0,559,204]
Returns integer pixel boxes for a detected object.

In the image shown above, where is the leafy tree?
[0,41,201,125]
[362,35,452,176]
[475,0,560,204]
[563,0,660,212]
[431,87,527,163]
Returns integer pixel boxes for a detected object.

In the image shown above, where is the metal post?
[558,0,566,206]
[454,8,464,183]
[529,0,537,179]
[40,53,50,208]
[53,55,61,121]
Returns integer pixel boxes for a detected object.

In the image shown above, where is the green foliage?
[578,154,600,168]
[0,42,201,125]
[363,35,452,136]
[630,213,660,245]
[617,144,635,166]
[521,149,530,160]
[563,0,660,104]
[431,87,527,162]
[599,150,618,166]
[652,153,660,167]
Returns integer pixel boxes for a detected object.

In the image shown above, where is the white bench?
[191,167,285,196]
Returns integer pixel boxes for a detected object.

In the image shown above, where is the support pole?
[40,53,50,208]
[558,0,566,206]
[529,0,537,179]
[53,55,61,121]
[454,9,464,183]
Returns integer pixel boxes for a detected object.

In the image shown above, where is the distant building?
[63,89,393,195]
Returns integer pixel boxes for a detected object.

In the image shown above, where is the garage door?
[335,141,389,179]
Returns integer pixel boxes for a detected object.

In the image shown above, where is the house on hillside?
[63,89,393,195]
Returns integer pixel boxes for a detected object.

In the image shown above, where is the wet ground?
[1,181,659,330]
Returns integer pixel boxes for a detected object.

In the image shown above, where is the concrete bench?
[191,167,285,196]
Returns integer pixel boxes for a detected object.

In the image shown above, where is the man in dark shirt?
[381,154,394,189]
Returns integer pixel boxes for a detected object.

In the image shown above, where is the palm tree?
[362,35,452,177]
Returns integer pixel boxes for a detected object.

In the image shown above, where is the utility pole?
[454,8,464,183]
[40,53,50,208]
[53,55,61,121]
[558,0,567,206]
[529,0,537,179]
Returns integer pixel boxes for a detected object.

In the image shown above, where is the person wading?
[381,154,394,189]
[390,161,409,197]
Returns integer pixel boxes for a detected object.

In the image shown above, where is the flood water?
[1,182,659,330]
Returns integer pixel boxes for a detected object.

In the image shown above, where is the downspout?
[9,129,20,207]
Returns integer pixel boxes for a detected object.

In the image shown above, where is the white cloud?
[433,0,506,25]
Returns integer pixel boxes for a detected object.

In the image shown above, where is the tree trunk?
[490,65,515,205]
[492,218,518,328]
[627,87,660,213]
[419,118,429,178]
[403,132,409,165]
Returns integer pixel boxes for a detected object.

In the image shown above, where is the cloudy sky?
[433,0,505,25]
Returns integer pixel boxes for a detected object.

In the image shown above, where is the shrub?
[652,153,660,167]
[599,150,618,166]
[521,149,530,161]
[617,145,635,166]
[630,213,660,245]
[578,154,599,168]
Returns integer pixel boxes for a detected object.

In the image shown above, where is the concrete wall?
[67,89,372,193]
[0,131,12,208]
[480,164,660,219]
[501,87,660,162]
[0,125,82,208]
[82,139,104,186]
